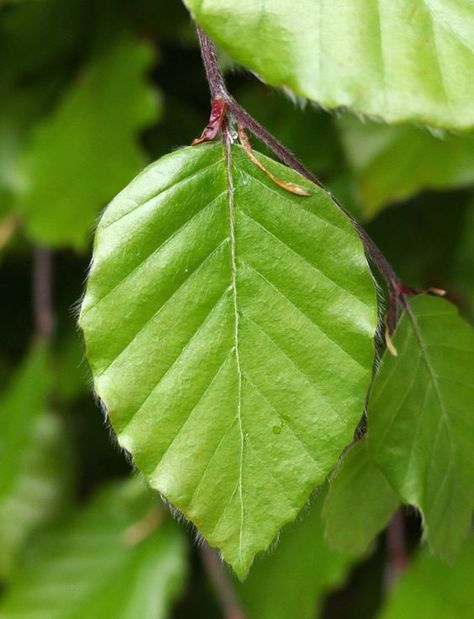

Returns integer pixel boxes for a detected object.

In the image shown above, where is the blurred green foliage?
[0,1,473,617]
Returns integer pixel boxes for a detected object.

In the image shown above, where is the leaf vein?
[241,260,367,370]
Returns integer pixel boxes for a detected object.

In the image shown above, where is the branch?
[200,544,247,619]
[32,247,54,340]
[196,27,403,306]
[384,508,409,589]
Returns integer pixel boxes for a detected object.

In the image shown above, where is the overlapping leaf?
[338,116,474,217]
[322,438,399,554]
[368,295,474,558]
[0,343,69,579]
[237,488,355,619]
[184,0,474,131]
[0,478,187,618]
[15,37,159,249]
[80,142,377,576]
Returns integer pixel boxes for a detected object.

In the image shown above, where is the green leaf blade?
[0,479,187,619]
[322,438,399,555]
[16,37,159,249]
[0,344,69,579]
[184,0,474,131]
[338,115,474,217]
[80,143,377,577]
[368,295,474,558]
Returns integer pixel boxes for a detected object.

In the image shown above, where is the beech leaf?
[80,142,377,577]
[322,437,399,555]
[338,116,474,217]
[368,295,474,559]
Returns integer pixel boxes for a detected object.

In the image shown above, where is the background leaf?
[368,295,474,558]
[184,0,474,130]
[15,37,159,249]
[338,116,474,217]
[0,343,69,579]
[0,478,188,619]
[322,438,399,555]
[80,142,377,577]
[378,536,474,619]
[237,488,355,619]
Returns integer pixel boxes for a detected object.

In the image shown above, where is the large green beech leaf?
[237,488,355,619]
[0,344,69,579]
[184,0,474,131]
[368,295,474,558]
[379,536,474,619]
[338,116,474,217]
[15,37,159,249]
[0,478,187,618]
[80,142,377,577]
[322,438,399,554]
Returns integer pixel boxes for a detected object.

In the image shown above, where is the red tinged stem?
[33,247,54,340]
[200,544,247,619]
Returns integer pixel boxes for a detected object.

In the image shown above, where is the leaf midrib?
[405,304,458,514]
[406,305,454,449]
[225,139,245,566]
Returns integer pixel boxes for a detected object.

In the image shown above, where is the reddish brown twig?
[33,247,54,340]
[200,544,247,619]
[385,508,409,588]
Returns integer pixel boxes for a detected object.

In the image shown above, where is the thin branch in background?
[200,544,247,619]
[33,247,54,340]
[385,508,409,589]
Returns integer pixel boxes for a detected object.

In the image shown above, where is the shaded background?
[0,1,473,617]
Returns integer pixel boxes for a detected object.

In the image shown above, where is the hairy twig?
[200,544,247,619]
[33,247,54,340]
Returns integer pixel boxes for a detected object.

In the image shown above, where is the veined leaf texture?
[80,143,377,576]
[369,296,474,558]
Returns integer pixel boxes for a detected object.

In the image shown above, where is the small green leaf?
[80,142,377,577]
[184,0,474,131]
[368,295,474,559]
[0,344,68,579]
[0,478,187,619]
[338,115,474,217]
[379,536,474,619]
[15,37,159,249]
[237,488,355,619]
[322,438,399,555]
